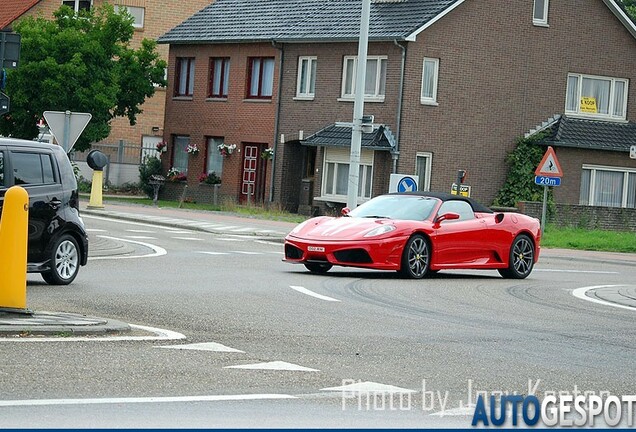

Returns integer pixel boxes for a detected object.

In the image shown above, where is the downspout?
[393,39,406,174]
[270,40,284,202]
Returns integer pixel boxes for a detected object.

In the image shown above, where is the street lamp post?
[347,0,371,209]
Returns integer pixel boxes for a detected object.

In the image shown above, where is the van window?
[12,152,56,185]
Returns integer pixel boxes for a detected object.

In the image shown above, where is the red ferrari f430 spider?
[284,192,541,279]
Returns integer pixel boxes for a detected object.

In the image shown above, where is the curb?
[0,311,131,337]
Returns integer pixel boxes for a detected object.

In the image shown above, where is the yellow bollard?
[0,186,29,311]
[87,170,105,209]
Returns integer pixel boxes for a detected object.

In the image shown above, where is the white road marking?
[89,236,167,260]
[214,226,239,230]
[0,324,185,343]
[83,215,174,230]
[157,342,244,353]
[197,251,230,256]
[125,229,155,233]
[218,238,244,242]
[172,237,204,241]
[536,269,618,274]
[232,251,262,255]
[0,394,297,407]
[321,381,416,394]
[85,228,107,232]
[225,361,319,372]
[255,240,283,246]
[572,285,636,312]
[124,236,157,240]
[289,285,340,302]
[230,227,255,232]
[164,231,193,234]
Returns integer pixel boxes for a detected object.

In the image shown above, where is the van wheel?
[42,234,80,285]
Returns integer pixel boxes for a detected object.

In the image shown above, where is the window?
[321,147,373,200]
[206,137,224,176]
[247,57,275,99]
[341,55,387,101]
[0,152,4,186]
[115,5,145,28]
[533,0,548,25]
[172,136,190,174]
[580,165,636,208]
[421,58,439,105]
[565,73,628,120]
[11,152,55,185]
[296,56,317,99]
[208,58,230,98]
[62,0,91,12]
[437,200,475,221]
[174,58,195,97]
[415,152,433,191]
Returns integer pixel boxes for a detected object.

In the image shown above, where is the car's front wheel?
[399,234,430,279]
[304,262,332,274]
[498,234,534,279]
[42,234,81,285]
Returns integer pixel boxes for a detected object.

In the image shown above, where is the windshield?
[348,195,439,221]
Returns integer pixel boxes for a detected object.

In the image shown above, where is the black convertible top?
[390,191,494,214]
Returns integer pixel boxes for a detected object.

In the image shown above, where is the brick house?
[1,0,210,158]
[159,0,636,212]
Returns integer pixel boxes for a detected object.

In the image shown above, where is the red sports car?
[284,192,541,279]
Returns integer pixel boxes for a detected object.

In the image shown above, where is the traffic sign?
[43,111,92,152]
[389,174,419,193]
[0,32,21,69]
[534,175,561,187]
[631,145,636,159]
[535,146,563,177]
[0,92,8,116]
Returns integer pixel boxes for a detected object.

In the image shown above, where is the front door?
[240,143,267,204]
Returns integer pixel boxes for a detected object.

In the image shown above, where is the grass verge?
[542,224,636,253]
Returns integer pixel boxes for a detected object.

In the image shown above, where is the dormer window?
[533,0,548,26]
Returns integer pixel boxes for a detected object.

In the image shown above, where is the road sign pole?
[541,185,548,236]
[63,110,71,152]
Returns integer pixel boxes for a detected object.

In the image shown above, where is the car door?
[432,200,489,266]
[8,148,61,262]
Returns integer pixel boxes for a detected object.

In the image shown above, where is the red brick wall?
[163,43,279,202]
[399,0,636,205]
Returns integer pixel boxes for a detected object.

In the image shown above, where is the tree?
[620,0,636,22]
[0,5,166,151]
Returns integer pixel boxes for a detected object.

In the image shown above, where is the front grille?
[333,248,372,264]
[285,244,303,260]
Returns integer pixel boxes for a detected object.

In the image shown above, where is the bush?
[198,172,221,185]
[139,155,163,198]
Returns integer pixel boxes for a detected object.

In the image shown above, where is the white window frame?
[115,5,145,29]
[420,58,439,106]
[340,55,387,102]
[320,147,374,202]
[206,137,224,176]
[295,56,317,100]
[415,152,433,191]
[533,0,549,26]
[580,164,636,208]
[62,0,92,12]
[565,73,629,121]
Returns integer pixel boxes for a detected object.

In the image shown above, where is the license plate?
[308,246,325,252]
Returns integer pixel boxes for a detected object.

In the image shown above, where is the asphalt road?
[1,214,635,428]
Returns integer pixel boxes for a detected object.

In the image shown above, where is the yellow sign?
[451,183,471,197]
[580,97,597,113]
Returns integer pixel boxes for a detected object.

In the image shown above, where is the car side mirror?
[341,207,351,217]
[434,212,460,227]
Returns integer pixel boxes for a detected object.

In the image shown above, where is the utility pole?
[347,0,371,209]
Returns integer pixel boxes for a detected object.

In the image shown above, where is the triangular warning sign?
[535,146,563,177]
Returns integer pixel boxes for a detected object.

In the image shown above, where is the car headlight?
[364,225,396,237]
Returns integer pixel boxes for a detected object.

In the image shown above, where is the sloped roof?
[158,0,463,44]
[538,116,636,153]
[0,0,39,30]
[301,123,396,151]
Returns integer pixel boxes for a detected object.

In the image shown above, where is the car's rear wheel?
[399,234,430,279]
[498,234,534,279]
[304,262,333,274]
[42,234,80,285]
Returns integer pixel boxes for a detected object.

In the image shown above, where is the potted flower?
[217,143,237,157]
[156,141,167,153]
[261,147,274,160]
[186,144,199,155]
[167,167,187,182]
[198,172,221,185]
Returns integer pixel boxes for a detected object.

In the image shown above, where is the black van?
[0,138,89,285]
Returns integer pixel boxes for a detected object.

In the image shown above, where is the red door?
[240,143,267,204]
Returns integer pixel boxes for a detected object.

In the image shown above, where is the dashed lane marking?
[171,237,204,241]
[320,381,416,394]
[124,236,157,240]
[290,285,341,302]
[157,342,244,353]
[125,229,156,233]
[196,251,230,256]
[225,361,319,372]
